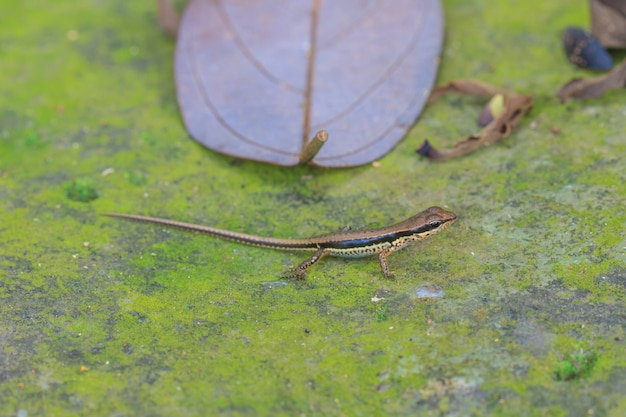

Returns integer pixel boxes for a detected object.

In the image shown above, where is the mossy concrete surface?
[1,1,625,416]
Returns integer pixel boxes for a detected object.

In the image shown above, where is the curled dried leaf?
[417,80,533,162]
[427,79,510,102]
[557,58,626,103]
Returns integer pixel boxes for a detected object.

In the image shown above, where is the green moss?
[65,177,99,202]
[2,0,626,416]
[553,345,599,381]
[375,303,389,322]
[123,170,149,186]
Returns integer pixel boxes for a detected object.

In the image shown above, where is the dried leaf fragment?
[557,58,626,103]
[591,0,626,48]
[417,80,533,161]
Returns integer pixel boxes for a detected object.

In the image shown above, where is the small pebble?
[414,283,444,299]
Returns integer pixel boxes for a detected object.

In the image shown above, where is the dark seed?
[563,26,613,71]
[477,94,504,126]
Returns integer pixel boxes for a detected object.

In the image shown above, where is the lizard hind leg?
[377,248,397,279]
[289,248,330,280]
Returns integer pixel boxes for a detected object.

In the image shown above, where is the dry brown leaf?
[591,0,626,48]
[417,80,533,162]
[173,0,444,167]
[557,58,626,103]
[157,0,180,38]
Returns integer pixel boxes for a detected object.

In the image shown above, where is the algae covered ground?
[1,1,625,416]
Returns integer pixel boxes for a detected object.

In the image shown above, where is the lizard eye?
[429,220,442,228]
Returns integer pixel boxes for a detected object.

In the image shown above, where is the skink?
[104,206,456,279]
